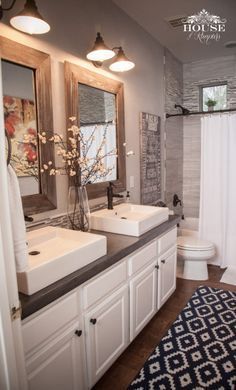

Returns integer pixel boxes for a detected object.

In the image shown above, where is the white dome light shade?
[10,15,50,34]
[109,59,135,72]
[86,32,115,62]
[10,0,50,35]
[109,47,135,72]
[87,49,115,61]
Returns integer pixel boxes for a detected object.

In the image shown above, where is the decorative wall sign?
[140,112,161,205]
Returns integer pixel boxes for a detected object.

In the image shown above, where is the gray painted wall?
[1,0,165,220]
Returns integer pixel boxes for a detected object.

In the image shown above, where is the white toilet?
[177,236,215,280]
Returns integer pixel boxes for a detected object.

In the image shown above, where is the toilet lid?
[177,236,214,251]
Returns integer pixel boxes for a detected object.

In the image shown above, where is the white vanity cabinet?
[129,227,177,340]
[157,227,177,309]
[22,225,177,390]
[129,262,158,341]
[22,291,87,390]
[129,241,158,341]
[82,261,129,388]
[84,286,129,388]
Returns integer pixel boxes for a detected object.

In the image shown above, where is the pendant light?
[109,47,135,72]
[10,0,50,35]
[87,33,135,73]
[86,32,115,62]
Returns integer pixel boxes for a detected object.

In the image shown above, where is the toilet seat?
[177,236,214,251]
[177,235,215,280]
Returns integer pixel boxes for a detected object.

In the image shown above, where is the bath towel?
[8,165,28,272]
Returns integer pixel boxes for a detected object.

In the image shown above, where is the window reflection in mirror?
[2,60,40,196]
[79,83,117,183]
[65,61,126,199]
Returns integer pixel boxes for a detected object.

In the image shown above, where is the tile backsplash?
[26,198,124,231]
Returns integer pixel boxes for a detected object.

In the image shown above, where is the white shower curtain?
[199,113,236,268]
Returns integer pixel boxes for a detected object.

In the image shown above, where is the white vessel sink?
[17,226,107,295]
[90,203,169,237]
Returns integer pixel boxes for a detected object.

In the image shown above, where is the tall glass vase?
[67,186,90,231]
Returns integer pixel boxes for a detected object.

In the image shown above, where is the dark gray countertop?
[20,215,180,319]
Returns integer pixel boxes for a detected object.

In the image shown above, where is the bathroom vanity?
[20,215,179,389]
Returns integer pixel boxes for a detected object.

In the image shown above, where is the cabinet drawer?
[83,261,127,309]
[128,241,157,276]
[158,227,177,255]
[22,291,79,355]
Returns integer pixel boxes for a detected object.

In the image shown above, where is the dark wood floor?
[93,265,236,390]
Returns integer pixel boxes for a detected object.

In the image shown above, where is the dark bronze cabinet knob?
[155,265,159,269]
[75,329,82,337]
[161,259,166,264]
[90,318,97,325]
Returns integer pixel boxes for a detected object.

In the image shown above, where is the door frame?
[0,58,27,390]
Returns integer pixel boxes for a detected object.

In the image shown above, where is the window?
[201,84,227,112]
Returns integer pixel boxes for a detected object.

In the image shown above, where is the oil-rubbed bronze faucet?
[107,182,123,210]
[173,193,182,207]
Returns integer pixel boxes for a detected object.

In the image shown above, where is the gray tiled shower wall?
[165,53,236,218]
[164,49,183,216]
[183,116,201,218]
[182,54,236,218]
[183,55,236,112]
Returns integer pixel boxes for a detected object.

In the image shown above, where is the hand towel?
[8,165,28,272]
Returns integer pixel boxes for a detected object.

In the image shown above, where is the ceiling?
[112,0,236,63]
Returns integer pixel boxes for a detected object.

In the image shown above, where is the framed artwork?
[4,95,38,177]
[140,112,161,205]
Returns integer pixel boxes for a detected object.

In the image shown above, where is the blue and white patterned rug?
[128,286,236,389]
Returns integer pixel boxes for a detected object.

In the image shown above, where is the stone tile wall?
[183,55,236,112]
[183,116,201,218]
[164,49,183,215]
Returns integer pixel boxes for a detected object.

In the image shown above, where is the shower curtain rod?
[166,107,236,118]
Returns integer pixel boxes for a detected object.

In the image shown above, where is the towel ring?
[5,129,11,166]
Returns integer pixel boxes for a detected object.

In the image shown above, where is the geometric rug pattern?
[128,286,236,389]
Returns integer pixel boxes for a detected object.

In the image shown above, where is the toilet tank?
[178,217,199,238]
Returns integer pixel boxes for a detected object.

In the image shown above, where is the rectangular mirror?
[65,62,126,199]
[1,36,56,214]
[2,60,40,196]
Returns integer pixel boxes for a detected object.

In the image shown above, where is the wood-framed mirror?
[64,61,126,199]
[1,36,57,215]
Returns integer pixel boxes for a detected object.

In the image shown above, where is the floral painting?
[4,95,38,177]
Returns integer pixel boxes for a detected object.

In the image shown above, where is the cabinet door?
[130,262,158,341]
[85,285,129,388]
[26,321,86,390]
[158,246,177,310]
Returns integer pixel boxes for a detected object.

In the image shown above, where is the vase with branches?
[39,117,117,230]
